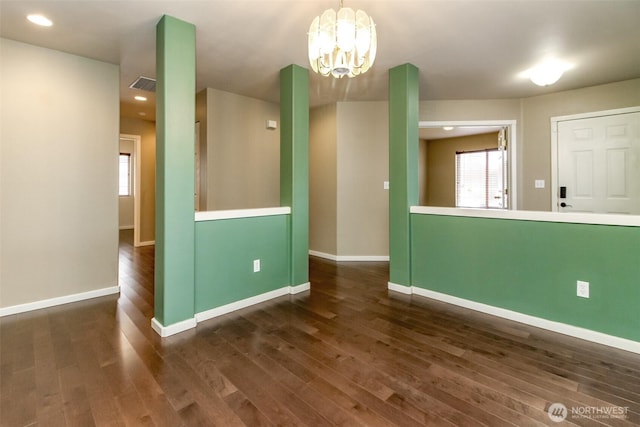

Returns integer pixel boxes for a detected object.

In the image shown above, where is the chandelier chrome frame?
[307,0,377,78]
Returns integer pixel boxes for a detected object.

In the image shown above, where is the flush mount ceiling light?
[308,0,377,78]
[27,14,53,27]
[525,59,572,87]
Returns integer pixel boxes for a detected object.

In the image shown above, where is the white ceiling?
[2,0,639,120]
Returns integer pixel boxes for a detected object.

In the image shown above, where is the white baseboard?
[136,240,155,247]
[0,285,120,317]
[151,317,197,337]
[387,282,412,294]
[155,284,312,337]
[119,225,134,230]
[195,283,311,324]
[387,284,640,354]
[309,250,389,262]
[338,255,390,261]
[290,282,311,294]
[309,250,337,260]
[195,287,290,323]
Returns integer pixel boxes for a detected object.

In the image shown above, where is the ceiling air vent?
[129,76,156,92]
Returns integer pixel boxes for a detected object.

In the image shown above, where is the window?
[456,149,507,209]
[119,153,132,196]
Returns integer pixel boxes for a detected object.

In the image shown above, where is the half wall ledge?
[410,206,640,227]
[195,207,291,222]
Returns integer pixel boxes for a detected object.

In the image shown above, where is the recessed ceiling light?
[443,126,454,131]
[134,96,147,102]
[27,14,53,27]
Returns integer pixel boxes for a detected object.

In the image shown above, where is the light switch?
[383,181,389,190]
[535,179,545,189]
[266,120,277,130]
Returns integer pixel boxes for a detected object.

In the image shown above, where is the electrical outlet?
[253,259,260,273]
[577,280,589,298]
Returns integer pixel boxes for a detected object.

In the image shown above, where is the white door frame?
[550,106,640,212]
[120,134,142,246]
[419,120,518,210]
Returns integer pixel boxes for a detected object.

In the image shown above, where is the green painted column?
[154,15,196,330]
[280,65,310,286]
[388,64,419,287]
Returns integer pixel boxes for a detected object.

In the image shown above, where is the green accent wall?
[280,65,310,286]
[389,64,419,286]
[411,214,640,341]
[195,215,290,312]
[154,15,196,326]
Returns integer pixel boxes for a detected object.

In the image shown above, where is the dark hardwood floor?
[1,229,639,426]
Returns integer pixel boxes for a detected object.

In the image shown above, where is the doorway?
[551,107,640,214]
[418,120,517,209]
[119,134,142,246]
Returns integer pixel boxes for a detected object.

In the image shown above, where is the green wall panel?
[280,65,309,286]
[389,64,419,287]
[195,216,290,313]
[154,15,196,326]
[411,214,640,341]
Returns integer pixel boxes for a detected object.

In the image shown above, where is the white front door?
[557,111,640,214]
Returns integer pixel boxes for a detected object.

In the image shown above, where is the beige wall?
[425,132,499,207]
[197,88,280,210]
[309,101,390,258]
[195,90,208,210]
[419,99,523,123]
[336,102,389,257]
[418,139,428,205]
[520,78,640,210]
[309,104,338,256]
[1,39,119,308]
[419,99,523,207]
[120,116,156,243]
[308,80,639,258]
[418,80,640,211]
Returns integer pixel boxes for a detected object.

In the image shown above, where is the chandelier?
[307,0,377,78]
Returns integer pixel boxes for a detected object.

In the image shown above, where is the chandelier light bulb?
[308,1,377,78]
